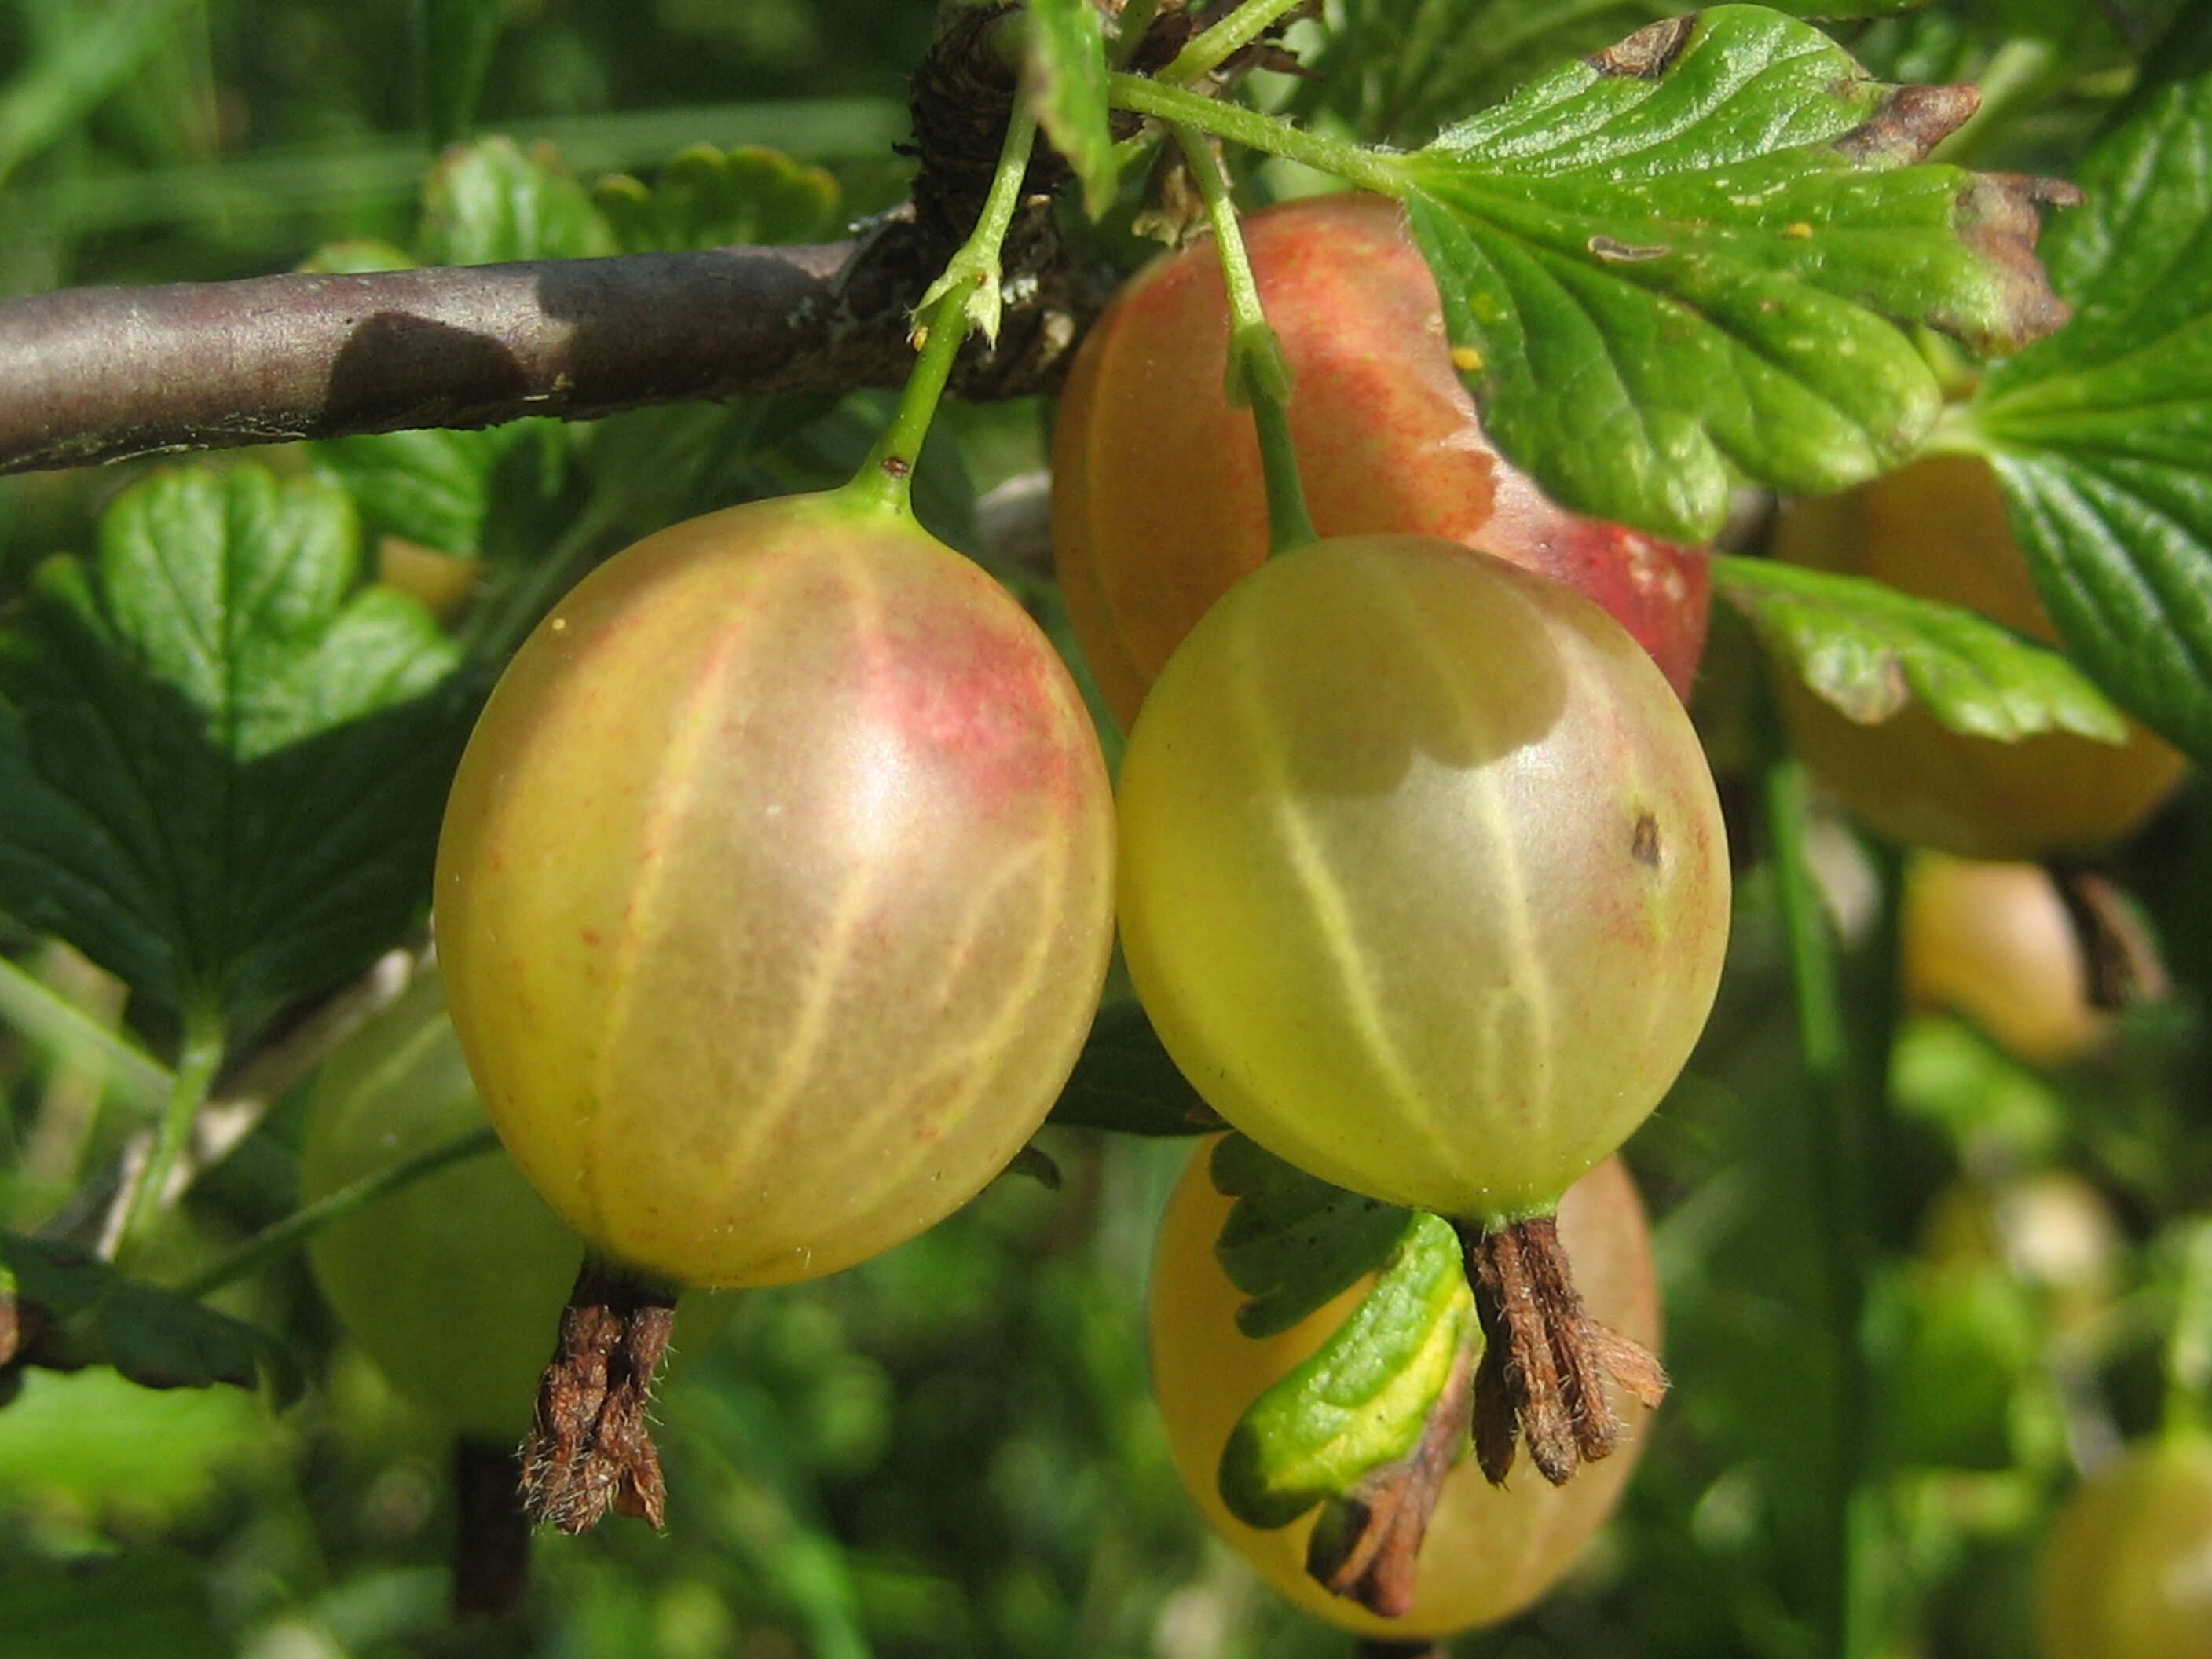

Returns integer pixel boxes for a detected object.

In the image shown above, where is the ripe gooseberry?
[1773,452,2186,860]
[2037,1437,2212,1659]
[1119,535,1727,1225]
[1901,853,2108,1068]
[1052,191,1712,727]
[1117,533,1725,1481]
[436,492,1115,1292]
[1149,1144,1661,1639]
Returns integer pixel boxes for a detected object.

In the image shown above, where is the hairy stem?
[1163,0,1310,83]
[1168,122,1317,555]
[1109,72,1407,196]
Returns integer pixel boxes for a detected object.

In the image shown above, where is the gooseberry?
[1118,533,1719,1482]
[434,490,1116,1291]
[2037,1437,2212,1659]
[1118,534,1728,1226]
[1052,191,1712,727]
[1148,1144,1661,1639]
[1772,452,2186,860]
[1901,852,2108,1068]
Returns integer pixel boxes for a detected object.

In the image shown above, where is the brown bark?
[0,222,1105,476]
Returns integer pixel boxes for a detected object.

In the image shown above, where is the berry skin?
[1053,191,1712,728]
[435,491,1116,1289]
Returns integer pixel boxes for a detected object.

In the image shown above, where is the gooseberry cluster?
[1046,194,1730,1632]
[352,187,1730,1621]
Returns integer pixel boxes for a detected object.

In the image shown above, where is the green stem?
[850,102,1041,517]
[116,1003,226,1265]
[1169,123,1316,555]
[174,1124,502,1301]
[0,952,171,1109]
[1109,72,1407,196]
[1162,0,1309,84]
[1766,755,1883,1659]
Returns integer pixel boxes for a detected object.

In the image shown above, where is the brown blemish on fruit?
[1632,812,1661,868]
[1587,16,1694,79]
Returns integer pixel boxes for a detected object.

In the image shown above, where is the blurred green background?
[2,2,2207,1656]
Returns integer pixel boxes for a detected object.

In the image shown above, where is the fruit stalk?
[855,97,1041,515]
[1166,120,1316,555]
[521,1258,683,1533]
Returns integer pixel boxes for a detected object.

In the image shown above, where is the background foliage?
[1,2,2207,1657]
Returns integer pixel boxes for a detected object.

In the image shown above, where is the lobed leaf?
[1295,0,1927,145]
[1973,52,2212,764]
[0,467,477,1011]
[1713,552,2128,741]
[1209,1135,1417,1338]
[1386,5,2074,542]
[1023,0,1119,219]
[1217,1204,1474,1530]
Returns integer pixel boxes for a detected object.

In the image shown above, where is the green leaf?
[1218,1203,1474,1529]
[1713,552,2128,741]
[592,143,841,254]
[0,467,476,1010]
[419,0,505,148]
[419,134,616,266]
[1973,60,2212,764]
[0,1232,301,1402]
[1210,1136,1417,1339]
[1046,998,1218,1137]
[309,423,559,558]
[1295,0,1925,145]
[1022,0,1119,219]
[1388,5,2071,541]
